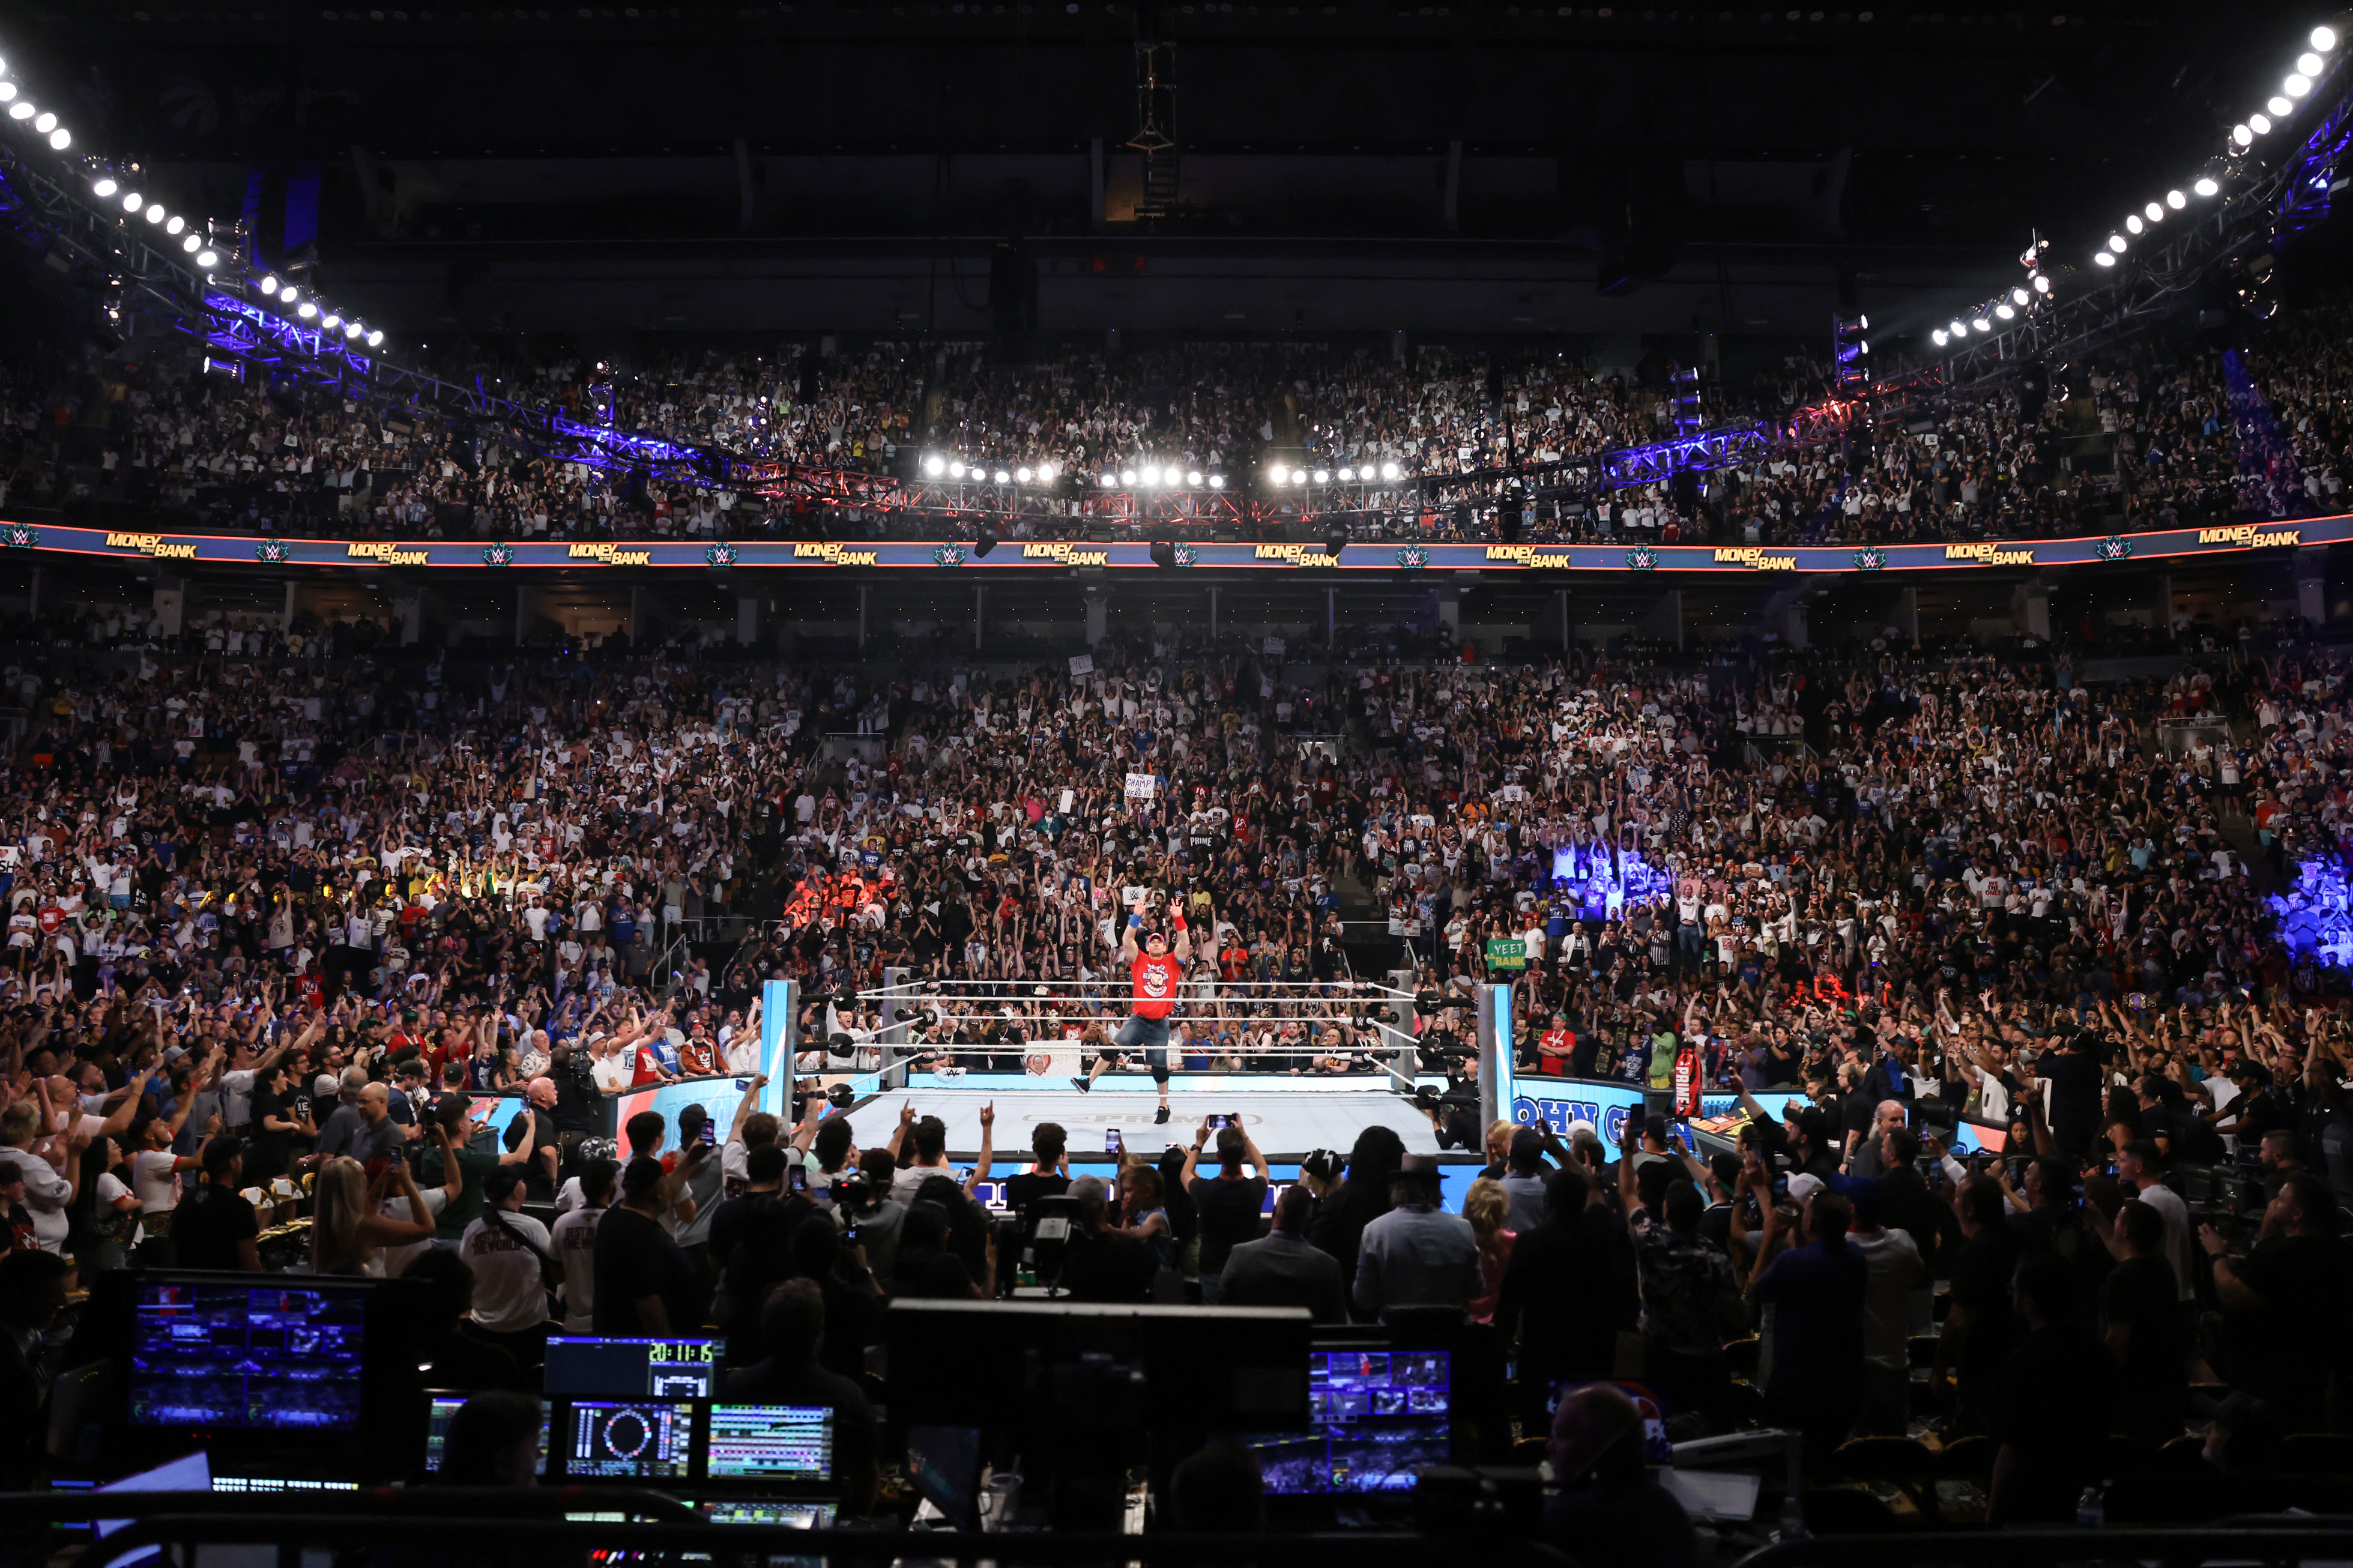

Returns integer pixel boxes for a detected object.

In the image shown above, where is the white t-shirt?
[591,1052,633,1093]
[550,1204,603,1334]
[2134,1181,2197,1301]
[379,1186,449,1279]
[0,1147,72,1252]
[132,1148,186,1213]
[459,1209,555,1333]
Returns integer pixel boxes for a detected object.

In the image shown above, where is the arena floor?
[837,1084,1444,1163]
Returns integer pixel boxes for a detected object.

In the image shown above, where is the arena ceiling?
[0,1,2336,336]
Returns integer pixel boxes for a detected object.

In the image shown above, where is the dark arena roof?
[4,6,2353,1567]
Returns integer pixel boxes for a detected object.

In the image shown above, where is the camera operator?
[546,1042,602,1183]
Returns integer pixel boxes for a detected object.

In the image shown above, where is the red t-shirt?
[1131,952,1180,1019]
[1539,1028,1574,1069]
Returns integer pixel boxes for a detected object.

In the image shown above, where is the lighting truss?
[0,103,730,492]
[1935,20,2353,392]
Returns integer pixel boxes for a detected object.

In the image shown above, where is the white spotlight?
[321,313,340,329]
[0,84,14,102]
[1313,469,1330,483]
[2032,273,2052,293]
[2107,234,2128,253]
[2194,176,2220,196]
[1995,304,2014,321]
[1186,470,1203,486]
[343,321,363,339]
[1120,468,1138,486]
[180,234,199,252]
[2166,188,2187,208]
[92,177,116,198]
[1337,466,1355,481]
[2126,215,2143,234]
[1015,466,1033,483]
[2011,286,2031,305]
[31,110,52,132]
[280,286,298,303]
[948,460,966,478]
[2144,202,2164,222]
[1269,465,1289,484]
[1972,319,1992,333]
[1932,329,1949,346]
[2234,125,2255,146]
[992,469,1009,484]
[365,330,382,346]
[2313,28,2336,52]
[2270,95,2294,116]
[297,302,316,319]
[196,250,219,269]
[2301,49,2327,73]
[5,102,31,121]
[259,274,279,294]
[1290,469,1309,486]
[1209,474,1226,489]
[2250,114,2273,135]
[46,128,66,149]
[1099,472,1117,487]
[1036,462,1057,482]
[2094,252,2116,267]
[144,204,165,223]
[165,215,184,235]
[923,454,945,475]
[1949,319,1968,337]
[1381,462,1401,480]
[1858,313,1868,329]
[122,191,142,211]
[2288,73,2313,97]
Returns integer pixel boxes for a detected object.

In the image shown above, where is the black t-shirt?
[1992,1324,2110,1522]
[1948,1229,2020,1396]
[593,1204,710,1334]
[172,1183,261,1270]
[2038,1050,2103,1144]
[1188,1172,1269,1276]
[246,1087,292,1181]
[2099,1253,2186,1441]
[2232,1232,2353,1410]
[1003,1171,1071,1213]
[1059,1228,1159,1302]
[503,1108,560,1199]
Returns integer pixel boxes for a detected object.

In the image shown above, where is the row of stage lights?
[920,454,1235,490]
[1269,461,1407,484]
[1932,273,2056,348]
[1930,22,2341,349]
[0,46,386,351]
[2089,24,2336,274]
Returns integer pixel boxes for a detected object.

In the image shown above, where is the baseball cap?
[1786,1172,1826,1206]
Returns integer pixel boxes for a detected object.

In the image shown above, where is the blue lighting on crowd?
[1548,843,1677,920]
[2267,858,2353,969]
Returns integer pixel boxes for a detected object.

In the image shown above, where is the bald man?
[1544,1385,1696,1568]
[503,1078,563,1198]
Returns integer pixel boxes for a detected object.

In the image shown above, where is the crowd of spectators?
[0,600,2341,1527]
[8,300,2353,553]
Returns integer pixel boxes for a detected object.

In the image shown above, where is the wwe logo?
[1,524,36,550]
[1625,546,1657,571]
[1395,544,1429,569]
[932,543,966,567]
[482,540,514,567]
[705,541,739,567]
[1852,546,1885,571]
[2097,535,2134,561]
[1172,543,1199,567]
[254,538,289,564]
